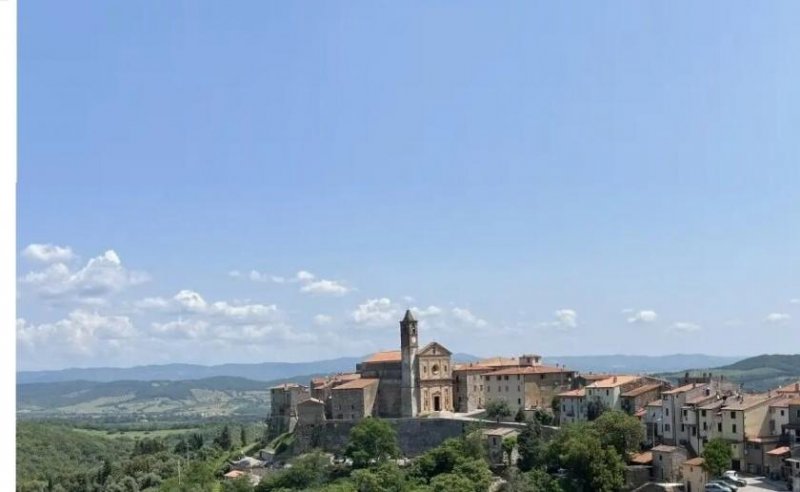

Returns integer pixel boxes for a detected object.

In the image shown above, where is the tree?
[514,408,526,423]
[429,474,474,492]
[344,418,400,468]
[702,438,733,477]
[502,436,517,466]
[485,400,512,423]
[586,400,608,421]
[516,420,546,472]
[550,423,624,492]
[502,468,564,492]
[591,410,645,456]
[215,425,233,451]
[351,462,406,492]
[240,426,248,446]
[188,433,204,451]
[222,475,255,492]
[256,452,330,491]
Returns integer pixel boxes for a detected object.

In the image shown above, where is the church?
[327,310,454,419]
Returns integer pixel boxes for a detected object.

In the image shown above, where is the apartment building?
[557,388,586,425]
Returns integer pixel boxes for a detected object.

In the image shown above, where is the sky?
[16,1,800,371]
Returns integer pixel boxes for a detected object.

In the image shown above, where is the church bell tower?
[400,309,418,417]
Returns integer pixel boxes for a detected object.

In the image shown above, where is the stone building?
[483,363,575,414]
[310,373,361,418]
[330,378,380,420]
[269,383,311,434]
[453,363,490,412]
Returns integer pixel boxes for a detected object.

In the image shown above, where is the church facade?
[332,309,454,418]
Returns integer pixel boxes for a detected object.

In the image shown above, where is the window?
[730,411,736,419]
[497,376,502,381]
[517,375,521,380]
[431,364,440,376]
[665,408,669,416]
[479,385,483,391]
[606,390,610,396]
[540,375,545,380]
[518,399,522,405]
[780,410,785,416]
[683,410,688,417]
[732,424,737,433]
[681,424,685,432]
[718,423,722,432]
[701,410,707,417]
[504,375,509,381]
[703,422,708,431]
[506,386,509,392]
[665,424,671,432]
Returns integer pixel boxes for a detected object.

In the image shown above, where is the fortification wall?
[292,418,558,457]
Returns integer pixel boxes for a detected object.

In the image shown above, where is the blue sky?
[17,1,800,370]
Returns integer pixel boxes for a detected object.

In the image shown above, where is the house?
[584,375,643,417]
[765,445,791,480]
[682,457,707,492]
[482,427,520,466]
[651,445,687,483]
[297,397,326,425]
[644,399,664,445]
[557,388,586,425]
[621,382,667,416]
[310,373,361,418]
[661,383,714,446]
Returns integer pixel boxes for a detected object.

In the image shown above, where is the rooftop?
[484,365,570,376]
[777,382,800,394]
[270,383,305,391]
[558,388,586,397]
[364,350,402,363]
[651,445,679,453]
[722,393,777,411]
[332,378,380,390]
[684,457,704,466]
[630,451,653,465]
[621,383,663,397]
[587,375,640,388]
[767,446,791,456]
[478,356,521,367]
[580,373,618,381]
[453,363,494,372]
[298,398,324,406]
[663,383,703,395]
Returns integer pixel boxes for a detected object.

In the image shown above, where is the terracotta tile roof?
[630,451,653,464]
[587,375,640,388]
[635,408,647,417]
[684,457,704,466]
[478,356,520,367]
[777,382,800,394]
[298,398,324,406]
[621,383,663,397]
[651,445,678,453]
[453,363,493,372]
[364,350,402,363]
[270,383,305,390]
[663,383,701,395]
[788,398,800,406]
[580,373,617,381]
[558,388,585,397]
[722,393,776,411]
[770,399,790,408]
[484,365,571,376]
[767,446,791,456]
[224,470,247,479]
[332,378,379,390]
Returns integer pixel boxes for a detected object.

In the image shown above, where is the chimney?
[795,383,799,391]
[613,376,618,383]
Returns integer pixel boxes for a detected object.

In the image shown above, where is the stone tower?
[400,309,419,417]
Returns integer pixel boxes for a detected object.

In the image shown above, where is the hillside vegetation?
[17,375,309,419]
[661,354,800,391]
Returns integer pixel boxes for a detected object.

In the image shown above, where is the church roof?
[364,350,402,363]
[332,378,380,390]
[418,341,452,357]
[402,309,416,322]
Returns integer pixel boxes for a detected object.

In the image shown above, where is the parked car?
[717,476,742,490]
[710,479,738,491]
[722,471,747,487]
[704,483,733,492]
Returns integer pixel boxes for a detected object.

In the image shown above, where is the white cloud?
[537,309,578,330]
[451,307,488,328]
[411,306,443,318]
[627,310,658,324]
[136,289,278,324]
[300,279,350,296]
[19,249,148,304]
[790,299,800,305]
[313,314,333,326]
[17,310,137,352]
[22,243,75,263]
[765,313,791,324]
[554,308,578,328]
[351,298,398,326]
[670,322,701,333]
[174,289,208,312]
[295,270,315,282]
[150,319,209,339]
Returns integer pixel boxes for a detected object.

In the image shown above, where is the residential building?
[651,445,687,482]
[682,457,707,492]
[557,388,586,425]
[483,364,575,414]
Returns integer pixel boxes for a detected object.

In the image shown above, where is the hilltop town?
[263,310,800,491]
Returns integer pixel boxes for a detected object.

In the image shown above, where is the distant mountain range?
[19,353,740,385]
[659,354,800,392]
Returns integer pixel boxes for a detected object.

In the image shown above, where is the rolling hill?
[17,375,313,418]
[660,354,800,391]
